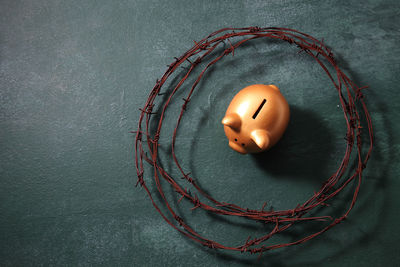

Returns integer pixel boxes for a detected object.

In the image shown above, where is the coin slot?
[252,99,267,119]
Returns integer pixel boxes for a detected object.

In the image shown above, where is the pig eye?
[234,138,237,141]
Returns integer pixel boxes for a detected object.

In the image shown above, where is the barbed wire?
[134,27,374,255]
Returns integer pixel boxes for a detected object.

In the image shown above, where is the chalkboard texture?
[1,0,399,266]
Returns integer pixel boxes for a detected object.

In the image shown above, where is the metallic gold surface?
[222,84,290,154]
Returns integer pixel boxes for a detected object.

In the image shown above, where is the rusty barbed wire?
[134,27,374,255]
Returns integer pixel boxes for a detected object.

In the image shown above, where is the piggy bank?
[221,84,290,154]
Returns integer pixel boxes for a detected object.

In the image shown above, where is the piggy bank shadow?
[252,106,334,183]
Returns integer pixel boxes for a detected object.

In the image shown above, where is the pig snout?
[228,141,247,154]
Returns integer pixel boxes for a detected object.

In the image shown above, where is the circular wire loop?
[134,27,374,254]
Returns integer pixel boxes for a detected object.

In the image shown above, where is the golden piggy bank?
[222,84,290,154]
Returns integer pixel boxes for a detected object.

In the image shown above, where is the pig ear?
[251,129,270,150]
[268,84,280,91]
[221,113,241,131]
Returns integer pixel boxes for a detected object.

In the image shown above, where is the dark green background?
[1,0,399,266]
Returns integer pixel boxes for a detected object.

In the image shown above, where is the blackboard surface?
[1,0,399,266]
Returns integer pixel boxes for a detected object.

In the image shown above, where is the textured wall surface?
[1,0,399,266]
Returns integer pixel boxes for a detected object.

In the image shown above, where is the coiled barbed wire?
[134,27,373,255]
